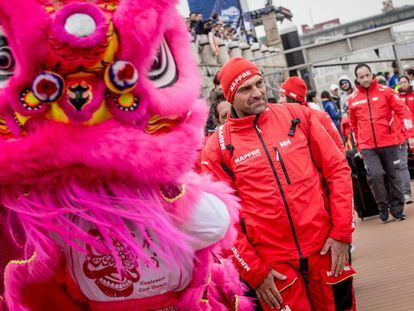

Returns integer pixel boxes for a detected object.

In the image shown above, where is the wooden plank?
[353,186,414,311]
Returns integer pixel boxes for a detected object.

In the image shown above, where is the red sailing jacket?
[348,80,412,150]
[201,104,354,289]
[399,87,414,115]
[393,87,414,144]
[310,108,345,153]
[391,114,406,145]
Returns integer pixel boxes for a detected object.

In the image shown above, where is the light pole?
[236,0,249,41]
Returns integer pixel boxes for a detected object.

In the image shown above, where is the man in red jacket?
[202,58,355,311]
[279,76,345,153]
[392,75,414,204]
[349,63,412,223]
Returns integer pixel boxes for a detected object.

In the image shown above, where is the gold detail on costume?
[200,285,209,304]
[99,2,119,12]
[0,116,12,137]
[15,112,30,127]
[159,184,186,203]
[24,92,41,108]
[20,89,43,110]
[44,100,112,126]
[2,112,28,137]
[101,23,118,65]
[43,5,55,13]
[145,115,181,135]
[6,252,37,266]
[4,252,37,290]
[84,101,112,126]
[45,102,70,124]
[234,295,239,311]
[118,93,135,107]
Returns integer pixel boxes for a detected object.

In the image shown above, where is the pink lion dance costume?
[0,0,252,310]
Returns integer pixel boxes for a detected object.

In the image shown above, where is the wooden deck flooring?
[353,198,414,310]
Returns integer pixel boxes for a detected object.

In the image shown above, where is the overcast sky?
[178,0,413,31]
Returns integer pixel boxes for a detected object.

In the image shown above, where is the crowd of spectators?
[206,63,414,143]
[187,12,239,43]
[374,64,414,90]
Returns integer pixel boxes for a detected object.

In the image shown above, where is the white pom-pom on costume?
[64,13,96,38]
[181,192,230,251]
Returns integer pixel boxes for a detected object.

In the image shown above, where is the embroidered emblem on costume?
[83,229,141,298]
[159,184,186,203]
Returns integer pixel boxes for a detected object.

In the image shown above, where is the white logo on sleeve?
[218,125,226,150]
[230,246,251,272]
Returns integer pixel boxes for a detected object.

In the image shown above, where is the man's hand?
[256,269,286,309]
[320,237,350,277]
[404,118,413,130]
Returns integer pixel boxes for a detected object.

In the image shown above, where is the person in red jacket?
[279,76,346,153]
[348,63,412,223]
[201,58,355,311]
[395,75,414,203]
[398,75,414,118]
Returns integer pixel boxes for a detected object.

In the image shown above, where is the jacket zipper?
[240,217,252,243]
[253,118,303,259]
[366,89,378,148]
[274,147,291,185]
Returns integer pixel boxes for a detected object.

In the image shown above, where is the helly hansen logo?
[231,246,251,272]
[281,306,291,311]
[279,139,291,148]
[372,97,379,101]
[234,148,261,165]
[229,70,252,92]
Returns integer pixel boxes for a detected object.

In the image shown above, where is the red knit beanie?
[217,58,262,103]
[280,76,307,103]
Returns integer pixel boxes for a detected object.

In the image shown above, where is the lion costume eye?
[0,27,14,88]
[148,38,178,89]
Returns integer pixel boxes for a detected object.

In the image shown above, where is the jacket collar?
[356,78,378,93]
[227,104,269,131]
[398,86,413,96]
